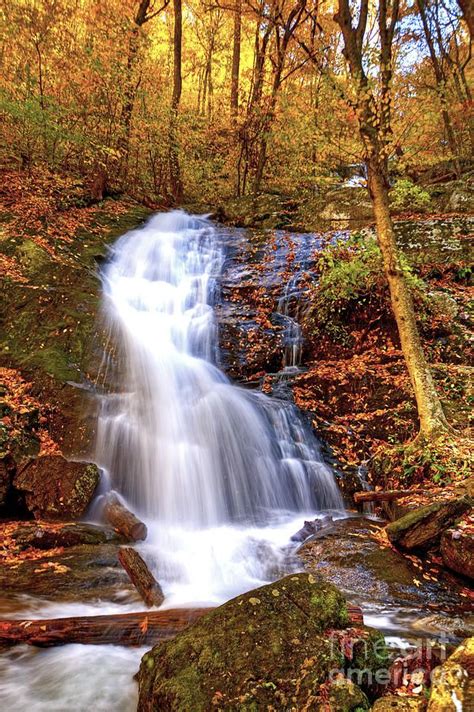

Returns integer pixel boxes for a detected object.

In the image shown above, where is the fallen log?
[354,490,413,504]
[0,608,210,648]
[103,493,147,541]
[118,547,164,607]
[0,605,364,648]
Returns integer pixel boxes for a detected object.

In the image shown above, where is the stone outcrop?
[14,454,99,520]
[427,637,474,711]
[440,519,474,581]
[137,572,386,711]
[385,497,472,550]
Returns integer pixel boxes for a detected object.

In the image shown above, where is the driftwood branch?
[354,490,413,504]
[103,493,147,541]
[118,547,164,607]
[0,608,210,648]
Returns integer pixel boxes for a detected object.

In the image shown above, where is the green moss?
[137,573,372,711]
[17,239,49,274]
[157,666,208,712]
[387,501,445,538]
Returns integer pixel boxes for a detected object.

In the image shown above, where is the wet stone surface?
[298,517,474,640]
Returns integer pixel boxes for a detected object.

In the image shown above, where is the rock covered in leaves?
[13,454,99,520]
[385,496,472,550]
[137,573,386,711]
[427,637,474,711]
[440,516,474,581]
[9,520,121,549]
[372,696,427,710]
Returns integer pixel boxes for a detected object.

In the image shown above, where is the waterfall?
[95,211,342,603]
[277,274,304,369]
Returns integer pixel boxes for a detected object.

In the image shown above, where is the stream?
[0,212,471,710]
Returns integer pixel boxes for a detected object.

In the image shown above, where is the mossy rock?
[386,496,473,550]
[427,637,474,711]
[13,455,100,519]
[328,677,370,710]
[16,239,49,275]
[137,573,386,711]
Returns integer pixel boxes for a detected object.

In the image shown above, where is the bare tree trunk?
[251,1,308,193]
[230,0,242,117]
[168,0,183,202]
[416,0,461,176]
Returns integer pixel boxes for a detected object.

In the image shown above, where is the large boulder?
[137,573,386,711]
[440,518,474,581]
[427,637,474,711]
[386,497,472,550]
[13,454,99,520]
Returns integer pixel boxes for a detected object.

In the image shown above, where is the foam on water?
[94,210,343,602]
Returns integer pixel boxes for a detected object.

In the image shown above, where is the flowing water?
[94,210,343,605]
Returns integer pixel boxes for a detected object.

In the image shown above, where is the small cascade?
[277,274,304,370]
[95,210,343,603]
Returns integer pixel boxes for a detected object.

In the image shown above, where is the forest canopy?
[0,0,472,204]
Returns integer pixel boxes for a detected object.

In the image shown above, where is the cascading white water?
[277,274,304,369]
[95,211,343,603]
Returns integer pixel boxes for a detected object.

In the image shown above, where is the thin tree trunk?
[230,0,242,117]
[168,0,183,202]
[416,0,461,176]
[118,1,169,175]
[367,163,451,439]
[119,26,140,160]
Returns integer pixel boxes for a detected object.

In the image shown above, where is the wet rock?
[386,497,472,551]
[440,519,474,581]
[137,573,385,711]
[13,455,100,520]
[427,637,474,711]
[372,696,427,710]
[299,517,465,611]
[0,542,133,605]
[411,614,473,639]
[290,515,332,542]
[10,521,123,550]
